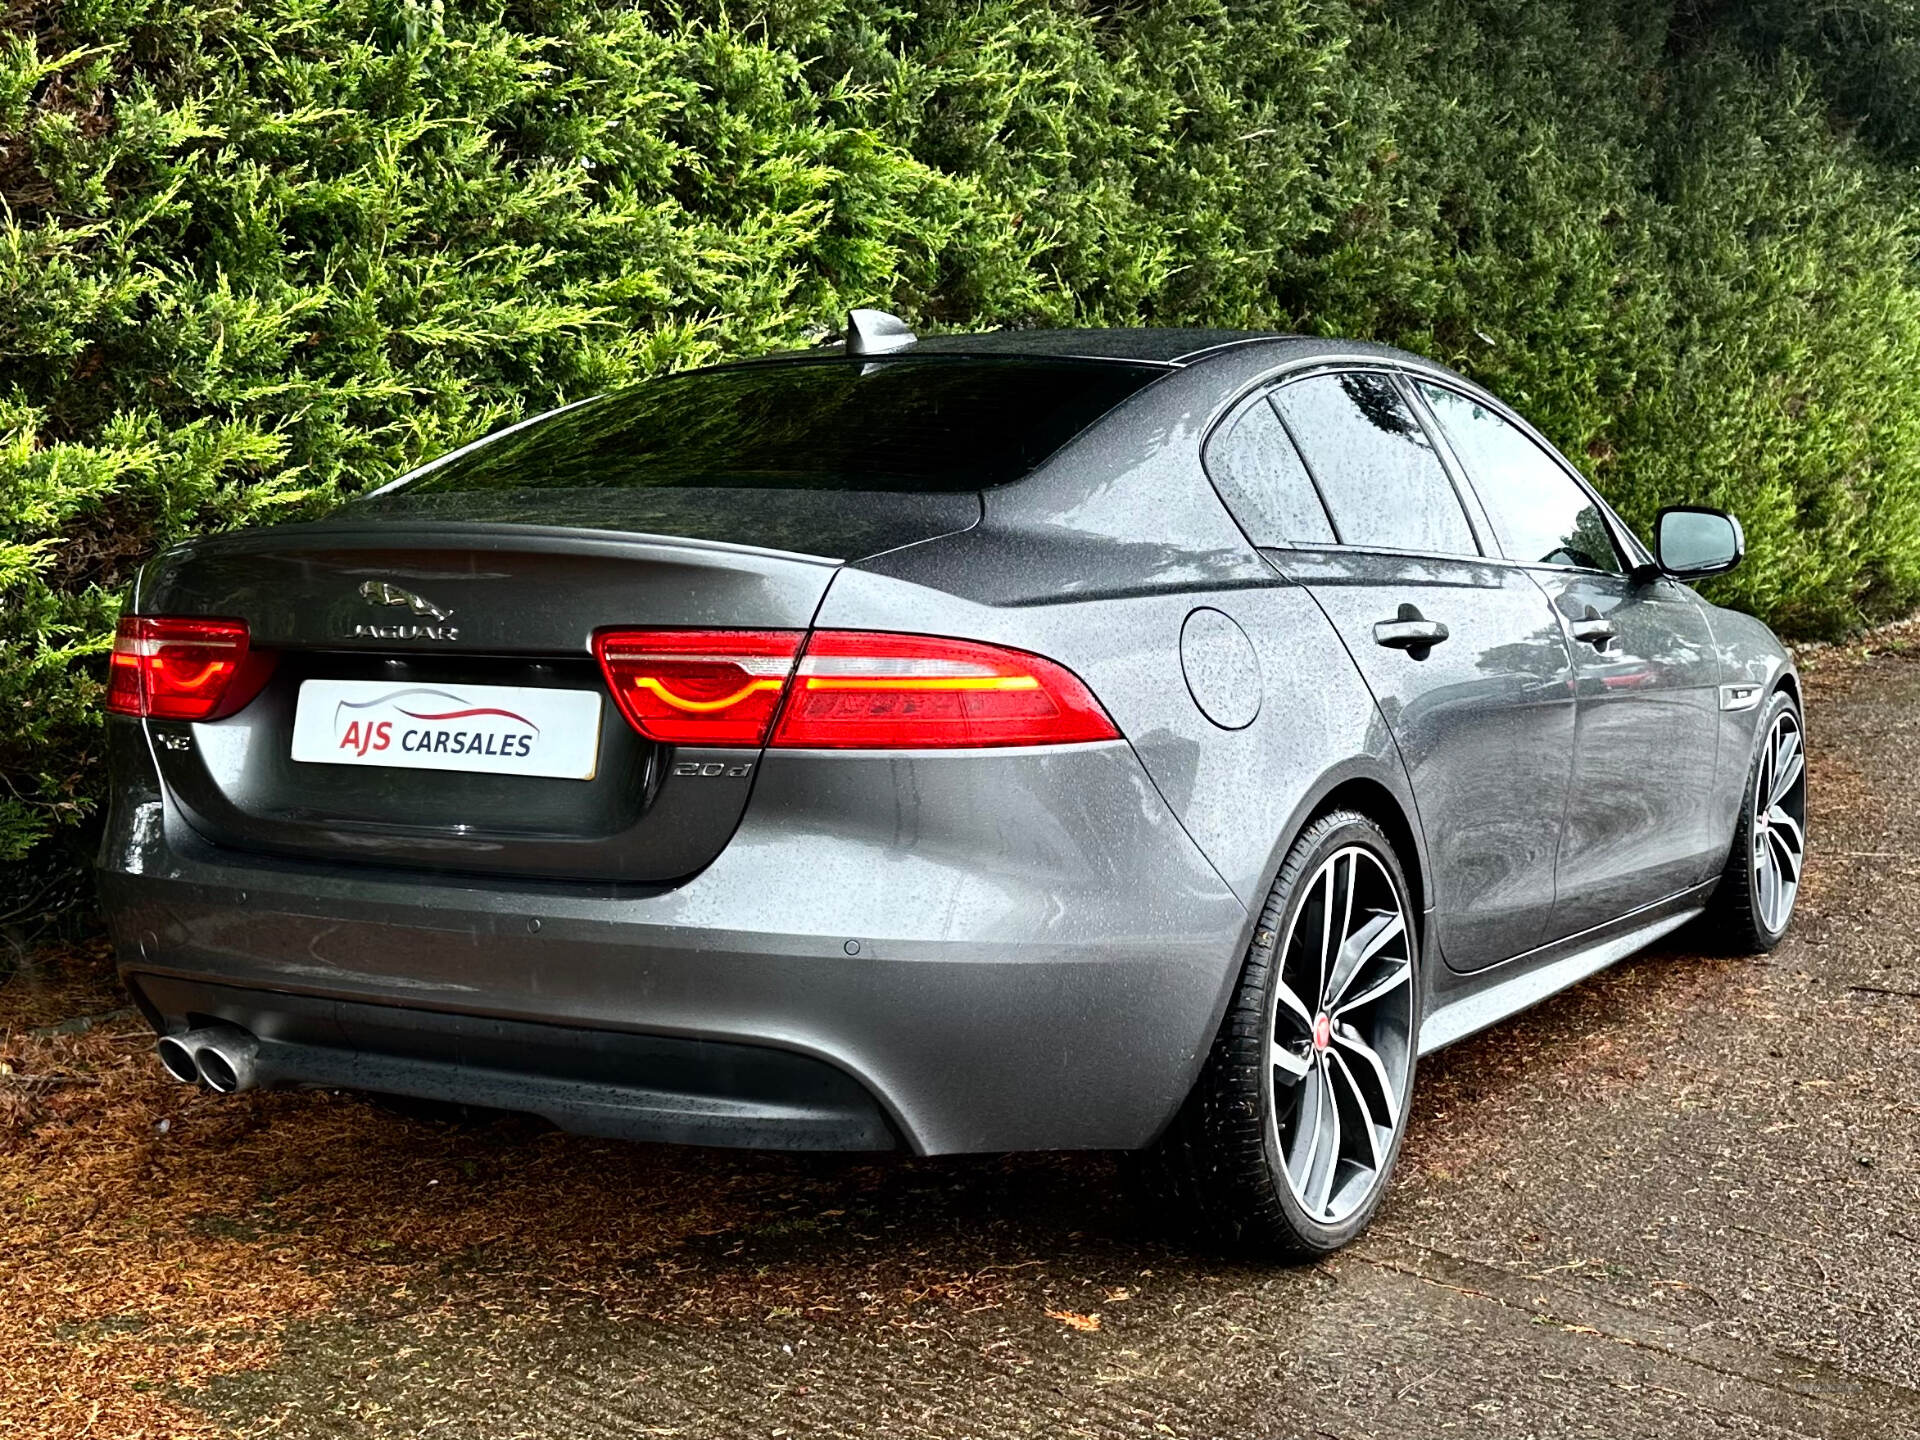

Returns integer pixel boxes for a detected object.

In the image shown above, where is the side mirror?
[1653,506,1744,580]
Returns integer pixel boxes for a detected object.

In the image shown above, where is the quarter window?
[1417,383,1622,574]
[1205,396,1336,546]
[1270,373,1477,556]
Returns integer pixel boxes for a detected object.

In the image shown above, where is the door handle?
[1569,607,1616,650]
[1373,605,1450,656]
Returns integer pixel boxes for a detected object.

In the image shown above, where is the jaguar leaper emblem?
[357,580,452,622]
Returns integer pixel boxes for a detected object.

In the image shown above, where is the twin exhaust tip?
[156,1025,260,1094]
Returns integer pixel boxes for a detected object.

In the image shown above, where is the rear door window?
[1204,395,1336,546]
[1416,382,1623,573]
[1271,372,1478,556]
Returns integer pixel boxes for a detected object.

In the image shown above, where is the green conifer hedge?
[4,0,1919,870]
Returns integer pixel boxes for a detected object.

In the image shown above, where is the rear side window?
[1271,372,1478,556]
[1205,395,1336,546]
[1416,382,1623,574]
[387,357,1163,496]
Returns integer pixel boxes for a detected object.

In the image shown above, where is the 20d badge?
[672,759,756,778]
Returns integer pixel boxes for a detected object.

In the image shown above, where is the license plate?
[290,679,603,780]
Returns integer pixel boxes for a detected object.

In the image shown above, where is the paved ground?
[6,638,1919,1439]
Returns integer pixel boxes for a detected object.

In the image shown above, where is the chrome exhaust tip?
[155,1031,206,1084]
[191,1028,260,1094]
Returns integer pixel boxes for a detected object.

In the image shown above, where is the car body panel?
[1274,548,1577,969]
[1701,603,1802,849]
[1417,879,1712,1053]
[823,469,1417,918]
[136,522,846,647]
[1534,570,1726,938]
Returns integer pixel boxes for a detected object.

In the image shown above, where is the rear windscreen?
[385,357,1165,496]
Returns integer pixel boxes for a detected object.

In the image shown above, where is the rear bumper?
[101,727,1251,1154]
[129,976,898,1149]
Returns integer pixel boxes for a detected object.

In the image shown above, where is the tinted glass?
[1205,396,1335,546]
[390,358,1162,496]
[1271,373,1476,555]
[1418,382,1622,574]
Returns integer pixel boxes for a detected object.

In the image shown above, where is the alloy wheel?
[1752,709,1807,934]
[1265,845,1415,1226]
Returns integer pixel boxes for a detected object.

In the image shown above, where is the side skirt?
[1418,883,1714,1056]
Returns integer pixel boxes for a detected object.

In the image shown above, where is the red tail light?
[105,616,269,720]
[594,630,804,746]
[772,631,1120,749]
[595,629,1120,750]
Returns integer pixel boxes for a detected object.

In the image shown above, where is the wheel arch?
[1307,775,1428,927]
[1248,756,1435,961]
[1774,667,1802,710]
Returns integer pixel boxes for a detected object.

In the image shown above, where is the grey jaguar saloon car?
[99,315,1805,1255]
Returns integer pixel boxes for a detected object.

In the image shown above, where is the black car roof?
[752,326,1444,371]
[904,327,1280,364]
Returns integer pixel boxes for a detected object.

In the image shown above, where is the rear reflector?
[105,616,268,721]
[772,631,1120,749]
[595,629,1120,750]
[594,630,804,746]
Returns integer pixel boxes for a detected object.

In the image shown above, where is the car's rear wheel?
[1149,809,1419,1257]
[1705,690,1806,953]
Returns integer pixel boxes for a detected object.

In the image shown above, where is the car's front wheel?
[1705,689,1807,953]
[1150,809,1419,1257]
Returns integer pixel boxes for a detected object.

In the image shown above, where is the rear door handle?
[1373,606,1450,654]
[1569,609,1616,650]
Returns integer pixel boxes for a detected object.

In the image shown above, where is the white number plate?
[290,679,603,780]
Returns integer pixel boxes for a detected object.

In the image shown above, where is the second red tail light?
[593,629,1119,750]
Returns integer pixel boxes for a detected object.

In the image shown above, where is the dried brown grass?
[0,945,811,1438]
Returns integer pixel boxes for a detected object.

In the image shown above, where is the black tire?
[1702,689,1806,954]
[1146,809,1420,1258]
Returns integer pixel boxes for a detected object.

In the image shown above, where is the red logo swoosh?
[331,687,542,736]
[397,706,537,726]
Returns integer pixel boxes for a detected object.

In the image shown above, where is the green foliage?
[1729,0,1920,163]
[5,0,1920,863]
